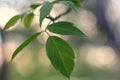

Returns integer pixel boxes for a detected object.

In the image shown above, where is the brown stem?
[46,8,72,22]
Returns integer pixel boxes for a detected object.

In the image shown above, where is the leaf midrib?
[50,37,67,73]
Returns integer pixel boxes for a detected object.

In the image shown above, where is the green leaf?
[30,3,41,9]
[47,21,85,36]
[20,13,27,22]
[4,15,20,30]
[11,32,41,61]
[39,1,53,27]
[23,12,34,28]
[70,0,81,7]
[46,36,75,77]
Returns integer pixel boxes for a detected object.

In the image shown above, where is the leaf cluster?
[3,0,85,79]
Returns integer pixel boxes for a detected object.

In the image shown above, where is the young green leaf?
[39,1,53,27]
[4,15,20,30]
[30,3,41,9]
[47,21,85,36]
[11,32,41,61]
[46,36,75,77]
[23,12,34,28]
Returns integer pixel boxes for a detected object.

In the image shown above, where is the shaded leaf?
[47,21,85,36]
[11,32,41,61]
[46,36,75,77]
[23,12,34,28]
[39,1,53,27]
[30,3,41,9]
[4,15,20,30]
[20,13,27,22]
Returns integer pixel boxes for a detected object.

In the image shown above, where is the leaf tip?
[10,56,14,62]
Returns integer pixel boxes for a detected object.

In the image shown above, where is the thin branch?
[46,8,72,22]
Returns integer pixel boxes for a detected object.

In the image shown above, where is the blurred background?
[0,0,120,80]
